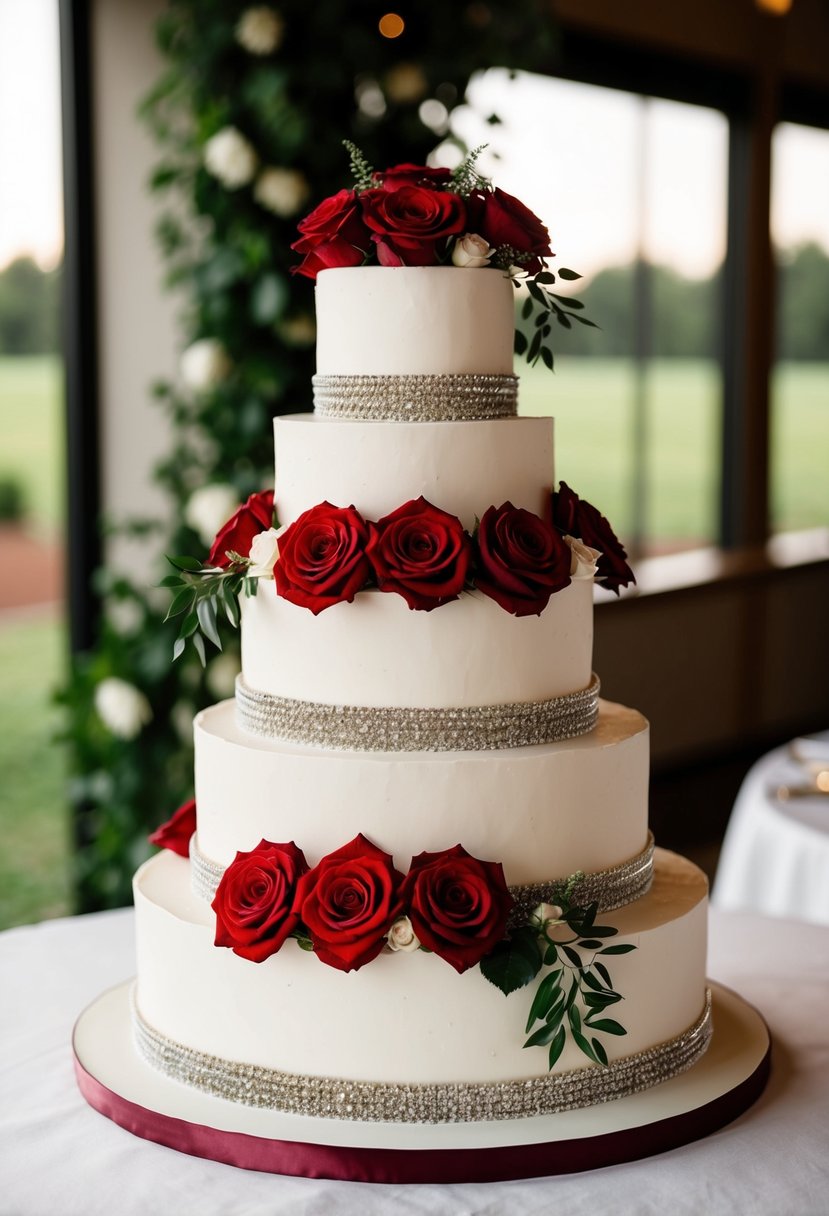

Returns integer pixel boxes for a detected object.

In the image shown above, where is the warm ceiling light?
[755,0,793,13]
[379,12,405,38]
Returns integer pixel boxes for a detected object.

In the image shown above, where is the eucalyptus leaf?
[558,267,582,280]
[191,630,206,667]
[573,1030,600,1064]
[172,636,186,661]
[196,596,222,649]
[514,330,528,356]
[584,925,617,938]
[168,555,202,572]
[578,939,604,951]
[159,574,185,589]
[540,346,554,370]
[561,945,583,969]
[523,1019,562,1049]
[166,587,194,620]
[595,962,613,988]
[178,610,198,640]
[548,1025,567,1070]
[591,1037,609,1066]
[599,944,636,955]
[524,968,563,1032]
[544,943,558,965]
[564,976,579,1011]
[551,293,585,309]
[521,295,534,320]
[585,1018,627,1036]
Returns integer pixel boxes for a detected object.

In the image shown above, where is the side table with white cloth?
[712,733,829,926]
[1,906,828,1216]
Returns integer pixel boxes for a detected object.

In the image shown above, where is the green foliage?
[0,257,61,356]
[59,0,561,910]
[0,475,25,522]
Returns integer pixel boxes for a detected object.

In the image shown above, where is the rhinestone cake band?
[188,831,656,915]
[312,373,519,422]
[234,673,601,752]
[131,989,712,1125]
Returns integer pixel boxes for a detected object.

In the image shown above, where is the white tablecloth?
[1,906,828,1216]
[712,735,829,925]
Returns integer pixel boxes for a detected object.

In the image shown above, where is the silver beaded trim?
[312,373,519,422]
[234,673,601,753]
[189,831,655,916]
[131,988,712,1124]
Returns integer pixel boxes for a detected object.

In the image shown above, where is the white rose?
[451,233,493,269]
[254,167,309,218]
[185,484,239,547]
[384,62,428,104]
[277,313,316,347]
[235,6,284,55]
[533,902,564,928]
[387,916,421,953]
[206,652,241,700]
[564,534,602,579]
[203,126,257,189]
[94,677,152,740]
[180,338,232,391]
[247,526,283,577]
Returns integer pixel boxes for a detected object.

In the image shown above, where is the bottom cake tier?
[132,848,709,1124]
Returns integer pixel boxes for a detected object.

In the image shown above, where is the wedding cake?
[129,158,713,1130]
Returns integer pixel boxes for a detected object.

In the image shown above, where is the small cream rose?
[387,916,421,953]
[254,167,310,217]
[247,526,283,577]
[235,7,284,55]
[564,534,602,579]
[533,902,564,928]
[94,677,152,740]
[180,338,232,391]
[451,233,493,269]
[203,126,258,189]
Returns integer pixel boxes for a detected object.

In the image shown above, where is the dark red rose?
[479,187,552,274]
[274,501,371,614]
[366,496,472,611]
[149,798,196,858]
[552,482,635,595]
[212,840,309,963]
[402,845,514,974]
[291,189,371,280]
[474,501,571,617]
[361,185,466,266]
[208,490,274,568]
[292,834,405,972]
[377,163,453,192]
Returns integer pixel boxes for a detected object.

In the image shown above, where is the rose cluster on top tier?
[208,485,635,615]
[290,161,552,280]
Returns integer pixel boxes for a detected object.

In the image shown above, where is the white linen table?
[712,734,829,925]
[1,905,828,1216]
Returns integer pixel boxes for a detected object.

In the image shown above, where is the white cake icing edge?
[315,266,516,376]
[134,848,708,1087]
[193,698,650,882]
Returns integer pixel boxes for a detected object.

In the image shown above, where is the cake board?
[73,980,770,1183]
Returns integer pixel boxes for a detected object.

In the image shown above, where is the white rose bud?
[185,484,240,547]
[203,126,258,189]
[387,916,421,953]
[384,62,428,104]
[254,167,310,217]
[564,534,602,579]
[533,902,564,928]
[451,233,493,269]
[94,677,152,740]
[206,652,240,700]
[180,338,232,392]
[247,526,283,577]
[235,6,285,55]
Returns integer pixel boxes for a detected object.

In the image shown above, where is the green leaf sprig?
[514,269,597,371]
[343,140,375,192]
[449,143,489,197]
[162,556,260,666]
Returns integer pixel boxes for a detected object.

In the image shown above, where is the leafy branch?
[162,556,259,666]
[514,268,598,371]
[449,143,489,197]
[479,879,635,1069]
[343,140,375,192]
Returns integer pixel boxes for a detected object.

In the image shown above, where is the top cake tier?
[315,267,515,377]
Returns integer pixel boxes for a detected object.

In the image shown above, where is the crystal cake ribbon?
[131,988,712,1124]
[312,373,519,422]
[189,831,656,915]
[234,673,601,752]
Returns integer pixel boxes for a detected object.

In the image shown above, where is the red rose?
[402,845,514,974]
[291,189,371,280]
[292,834,405,972]
[361,185,466,266]
[208,490,274,568]
[552,482,635,595]
[212,840,309,963]
[366,496,472,611]
[474,501,571,617]
[377,163,453,192]
[479,187,552,274]
[149,798,196,858]
[274,502,371,614]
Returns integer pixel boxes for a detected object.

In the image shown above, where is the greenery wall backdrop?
[58,0,560,910]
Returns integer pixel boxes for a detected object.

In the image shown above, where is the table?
[712,734,829,926]
[1,906,828,1216]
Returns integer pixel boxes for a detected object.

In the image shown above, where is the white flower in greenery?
[277,313,316,347]
[107,598,143,638]
[206,652,241,700]
[171,700,196,745]
[384,62,428,104]
[387,916,421,953]
[185,484,240,547]
[95,678,152,740]
[203,127,257,189]
[254,167,309,217]
[236,6,284,55]
[533,902,564,929]
[180,338,232,392]
[247,526,283,577]
[564,535,602,579]
[451,233,493,269]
